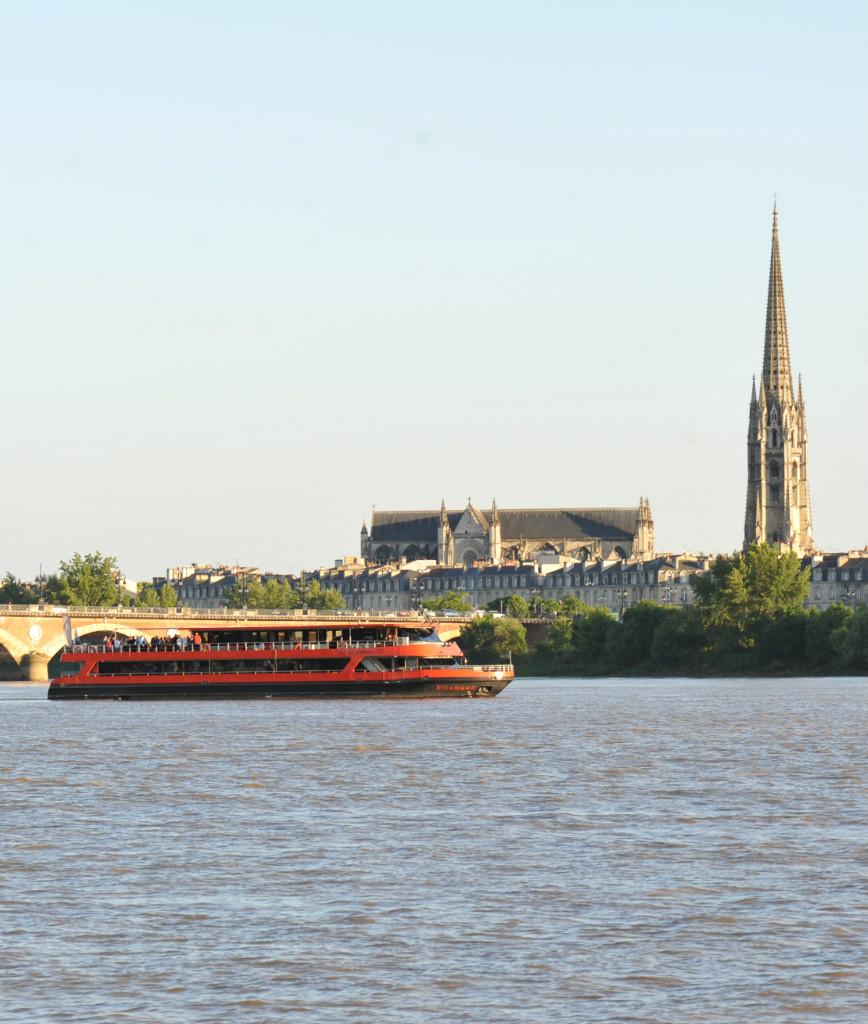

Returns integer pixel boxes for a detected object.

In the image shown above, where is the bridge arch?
[0,639,23,680]
[42,623,148,660]
[0,628,28,665]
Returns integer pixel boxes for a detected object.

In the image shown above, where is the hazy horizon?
[3,2,866,581]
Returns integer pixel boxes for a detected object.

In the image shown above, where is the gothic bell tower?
[744,208,813,555]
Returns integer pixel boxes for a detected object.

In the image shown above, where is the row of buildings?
[153,549,867,615]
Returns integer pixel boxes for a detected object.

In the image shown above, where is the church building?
[361,498,655,567]
[744,208,814,555]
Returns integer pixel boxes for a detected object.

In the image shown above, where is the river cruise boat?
[47,622,513,700]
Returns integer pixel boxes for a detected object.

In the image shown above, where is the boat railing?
[52,662,511,683]
[64,638,448,655]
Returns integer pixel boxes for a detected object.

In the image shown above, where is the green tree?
[494,618,528,658]
[545,616,575,662]
[507,594,530,618]
[307,585,343,606]
[224,576,342,610]
[312,585,345,610]
[834,606,868,671]
[423,591,473,612]
[649,607,706,671]
[0,573,41,604]
[459,615,496,661]
[459,615,527,662]
[300,579,345,609]
[261,579,287,608]
[225,579,253,608]
[159,583,178,608]
[560,594,588,617]
[571,607,616,670]
[805,605,851,668]
[754,611,809,670]
[245,579,268,608]
[691,544,809,644]
[55,552,127,606]
[136,584,162,608]
[613,601,679,669]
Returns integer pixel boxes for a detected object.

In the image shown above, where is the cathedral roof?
[369,510,463,542]
[369,507,640,543]
[499,509,636,541]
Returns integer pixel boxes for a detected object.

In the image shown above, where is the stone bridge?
[0,606,478,681]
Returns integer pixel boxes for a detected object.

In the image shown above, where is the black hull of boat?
[47,675,512,700]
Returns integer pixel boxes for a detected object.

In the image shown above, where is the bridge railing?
[1,604,474,622]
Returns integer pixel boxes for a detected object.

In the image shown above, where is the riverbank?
[511,599,868,680]
[515,658,868,679]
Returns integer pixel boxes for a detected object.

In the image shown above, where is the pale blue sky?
[2,2,866,579]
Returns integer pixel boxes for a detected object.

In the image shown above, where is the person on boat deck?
[193,632,202,648]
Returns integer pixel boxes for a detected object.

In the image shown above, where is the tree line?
[0,553,344,611]
[524,545,868,676]
[222,577,344,610]
[0,554,158,607]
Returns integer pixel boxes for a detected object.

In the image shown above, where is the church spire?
[745,207,813,555]
[762,206,793,402]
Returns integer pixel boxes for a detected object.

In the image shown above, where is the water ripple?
[1,677,867,1023]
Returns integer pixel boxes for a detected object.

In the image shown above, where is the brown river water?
[2,677,867,1023]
